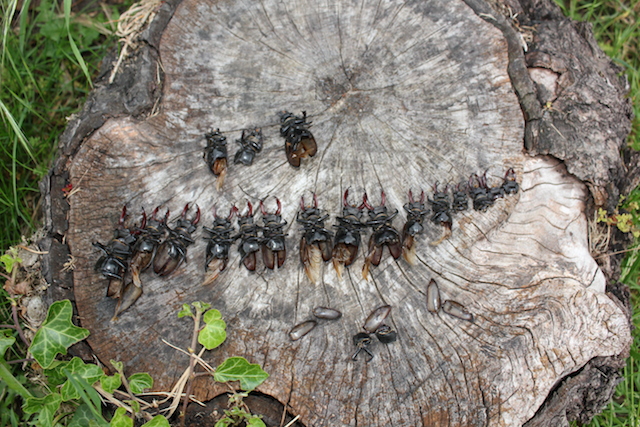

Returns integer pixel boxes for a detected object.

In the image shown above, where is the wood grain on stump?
[47,0,633,425]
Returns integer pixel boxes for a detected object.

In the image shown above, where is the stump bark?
[41,0,634,425]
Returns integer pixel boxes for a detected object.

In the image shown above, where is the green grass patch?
[0,0,122,250]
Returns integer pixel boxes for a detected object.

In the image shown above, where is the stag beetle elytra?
[153,204,200,276]
[297,194,333,284]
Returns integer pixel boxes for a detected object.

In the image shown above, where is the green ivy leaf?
[177,303,193,319]
[125,399,141,413]
[246,416,266,427]
[110,407,133,427]
[63,369,109,426]
[67,403,94,427]
[61,357,104,401]
[192,301,211,313]
[213,357,268,391]
[0,247,21,273]
[43,359,70,387]
[214,417,233,427]
[0,334,15,357]
[141,415,171,427]
[110,360,124,373]
[29,300,90,369]
[128,372,153,394]
[101,372,122,394]
[23,392,63,427]
[199,309,227,350]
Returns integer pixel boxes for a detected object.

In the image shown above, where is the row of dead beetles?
[94,110,519,360]
[94,172,518,319]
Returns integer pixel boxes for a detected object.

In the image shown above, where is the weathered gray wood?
[43,0,633,425]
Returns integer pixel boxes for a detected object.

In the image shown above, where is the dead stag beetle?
[234,128,263,166]
[204,129,228,190]
[362,191,402,280]
[203,206,238,281]
[502,167,519,195]
[93,206,138,298]
[297,194,333,283]
[130,207,168,288]
[332,189,367,278]
[402,189,429,264]
[468,173,494,212]
[153,204,200,276]
[234,201,262,271]
[260,198,287,269]
[428,182,452,231]
[279,111,317,167]
[451,183,469,212]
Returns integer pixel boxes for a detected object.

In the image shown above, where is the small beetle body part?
[312,306,342,320]
[469,173,494,212]
[451,183,469,212]
[204,129,228,190]
[297,194,333,283]
[502,167,519,195]
[260,198,287,269]
[203,207,237,285]
[93,206,137,297]
[332,189,367,278]
[426,279,441,313]
[234,128,264,166]
[235,202,262,271]
[362,192,402,280]
[106,278,124,299]
[153,204,200,276]
[352,332,374,361]
[289,320,317,341]
[375,324,397,344]
[279,111,317,167]
[442,300,473,322]
[130,207,168,288]
[111,281,143,321]
[363,304,392,333]
[402,189,429,264]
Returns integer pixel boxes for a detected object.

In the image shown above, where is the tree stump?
[41,0,634,425]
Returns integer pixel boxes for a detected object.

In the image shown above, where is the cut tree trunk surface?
[43,0,633,426]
